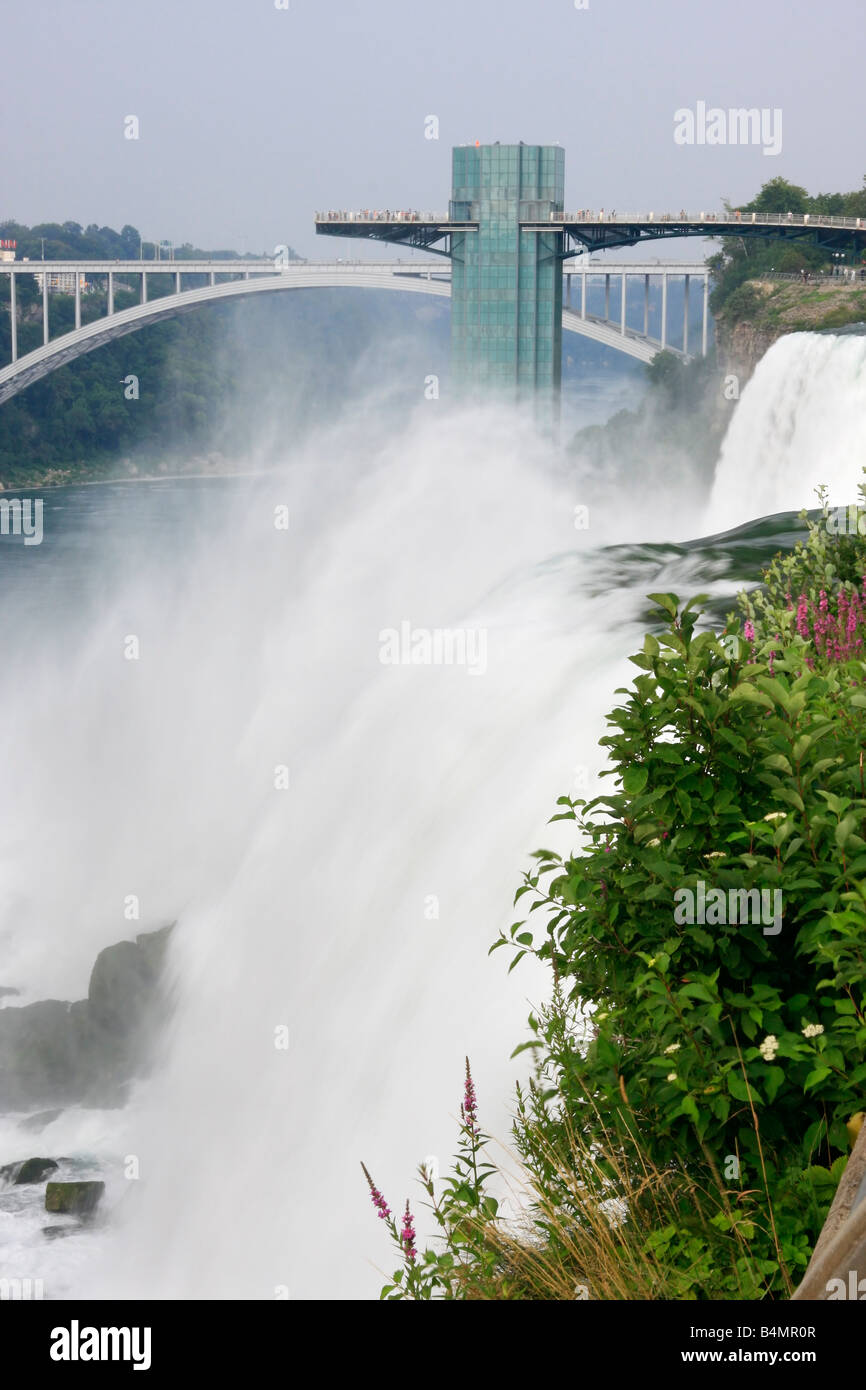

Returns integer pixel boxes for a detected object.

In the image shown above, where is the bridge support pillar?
[702,275,709,356]
[209,271,216,286]
[75,275,81,331]
[108,271,114,316]
[580,271,586,319]
[141,272,147,305]
[42,274,49,346]
[661,272,667,349]
[683,275,690,356]
[620,272,626,336]
[604,273,610,322]
[9,273,16,363]
[175,270,181,294]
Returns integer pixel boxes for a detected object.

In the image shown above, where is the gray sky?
[1,0,863,258]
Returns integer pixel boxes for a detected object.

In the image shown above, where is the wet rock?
[0,1156,59,1185]
[0,924,174,1112]
[45,1180,104,1217]
[0,1000,82,1108]
[135,925,174,977]
[88,941,155,1035]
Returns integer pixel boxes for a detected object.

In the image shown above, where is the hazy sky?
[2,0,863,259]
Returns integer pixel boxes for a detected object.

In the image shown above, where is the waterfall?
[5,328,864,1300]
[707,331,866,532]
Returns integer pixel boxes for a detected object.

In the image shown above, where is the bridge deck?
[315,209,866,255]
[0,258,708,278]
[0,259,708,404]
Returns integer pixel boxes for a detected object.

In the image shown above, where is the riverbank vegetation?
[568,174,866,473]
[365,486,866,1299]
[0,219,449,488]
[0,220,284,487]
[709,176,866,326]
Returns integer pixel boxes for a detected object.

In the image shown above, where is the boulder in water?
[0,1156,59,1185]
[45,1180,104,1216]
[0,923,174,1111]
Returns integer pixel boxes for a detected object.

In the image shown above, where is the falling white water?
[0,403,667,1301]
[3,328,864,1302]
[707,331,866,532]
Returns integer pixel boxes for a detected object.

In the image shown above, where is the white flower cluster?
[759,1034,779,1062]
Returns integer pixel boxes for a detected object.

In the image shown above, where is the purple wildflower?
[361,1162,391,1221]
[461,1056,478,1136]
[400,1201,417,1264]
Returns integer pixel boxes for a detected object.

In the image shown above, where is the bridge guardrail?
[760,269,866,281]
[316,209,866,230]
[554,211,866,228]
[316,212,449,223]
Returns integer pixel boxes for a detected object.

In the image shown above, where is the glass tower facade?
[450,144,565,424]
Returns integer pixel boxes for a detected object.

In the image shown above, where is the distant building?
[33,271,89,294]
[0,239,16,263]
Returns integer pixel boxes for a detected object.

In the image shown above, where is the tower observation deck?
[315,143,866,426]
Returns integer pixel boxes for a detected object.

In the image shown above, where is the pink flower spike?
[400,1200,417,1265]
[361,1162,392,1223]
[462,1056,479,1136]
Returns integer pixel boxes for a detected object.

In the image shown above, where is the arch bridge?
[0,258,710,404]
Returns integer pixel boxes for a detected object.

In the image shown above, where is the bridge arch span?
[0,269,664,404]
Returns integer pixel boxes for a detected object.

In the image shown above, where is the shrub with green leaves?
[497,497,866,1296]
[365,486,866,1299]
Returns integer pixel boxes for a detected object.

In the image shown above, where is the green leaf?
[647,592,679,618]
[728,1072,761,1104]
[764,753,793,774]
[730,684,774,711]
[623,765,649,795]
[803,1066,833,1091]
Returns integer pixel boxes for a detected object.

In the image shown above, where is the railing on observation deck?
[554,210,866,228]
[761,269,866,281]
[316,211,451,223]
[315,209,866,230]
